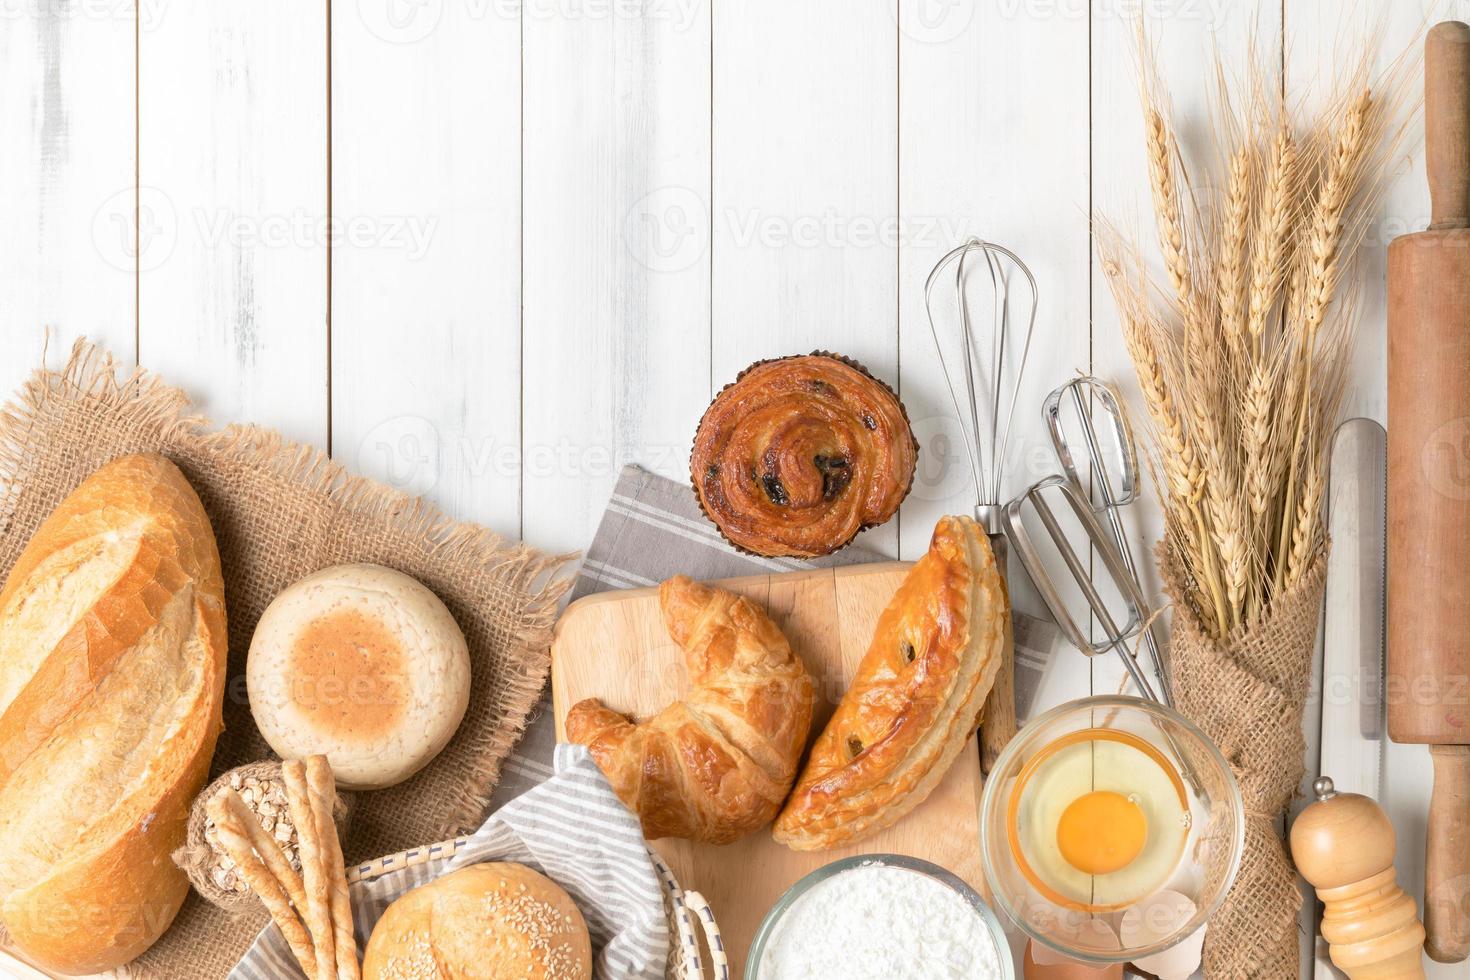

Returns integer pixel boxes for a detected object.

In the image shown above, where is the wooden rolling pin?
[1387,19,1470,965]
[1291,778,1426,979]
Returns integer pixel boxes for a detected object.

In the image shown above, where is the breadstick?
[306,755,360,980]
[282,758,336,980]
[207,791,317,980]
[217,788,310,917]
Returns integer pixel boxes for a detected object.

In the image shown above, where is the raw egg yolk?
[1056,790,1147,875]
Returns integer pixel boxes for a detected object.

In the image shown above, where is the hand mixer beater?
[925,240,1184,779]
[923,238,1038,769]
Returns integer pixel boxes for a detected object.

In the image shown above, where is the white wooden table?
[1,2,1461,977]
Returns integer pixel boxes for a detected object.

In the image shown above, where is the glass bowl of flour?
[746,854,1014,980]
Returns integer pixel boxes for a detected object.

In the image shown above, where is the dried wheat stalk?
[1101,36,1415,641]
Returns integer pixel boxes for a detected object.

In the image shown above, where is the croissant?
[565,575,816,844]
[691,352,918,557]
[772,515,1008,850]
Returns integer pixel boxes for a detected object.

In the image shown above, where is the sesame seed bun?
[362,863,592,980]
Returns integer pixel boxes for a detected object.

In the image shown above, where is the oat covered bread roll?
[362,863,592,980]
[565,575,816,844]
[773,515,1008,850]
[691,352,918,557]
[0,453,227,974]
[247,563,471,790]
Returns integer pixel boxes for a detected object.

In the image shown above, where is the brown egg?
[1023,940,1125,980]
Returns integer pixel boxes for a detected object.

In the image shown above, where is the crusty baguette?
[0,453,227,974]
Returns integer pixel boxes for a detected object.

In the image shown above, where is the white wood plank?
[709,0,900,556]
[1283,6,1466,976]
[0,4,135,394]
[138,0,327,448]
[521,2,712,555]
[896,0,1092,721]
[331,0,521,535]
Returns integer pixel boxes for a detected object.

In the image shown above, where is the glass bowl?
[745,853,1015,979]
[979,696,1244,965]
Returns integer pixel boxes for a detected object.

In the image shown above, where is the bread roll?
[362,863,592,980]
[247,563,470,790]
[0,453,227,975]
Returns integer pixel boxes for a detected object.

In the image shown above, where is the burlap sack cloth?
[1162,543,1327,979]
[0,341,572,978]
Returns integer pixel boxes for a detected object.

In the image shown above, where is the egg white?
[1013,737,1188,908]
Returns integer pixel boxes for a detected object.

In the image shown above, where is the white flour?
[756,863,1005,979]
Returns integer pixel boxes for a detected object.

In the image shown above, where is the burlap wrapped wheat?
[1162,543,1327,979]
[0,340,572,978]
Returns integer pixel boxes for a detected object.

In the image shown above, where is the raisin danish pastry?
[773,515,1008,850]
[565,575,815,844]
[691,352,918,557]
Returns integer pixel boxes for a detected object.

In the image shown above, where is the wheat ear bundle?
[1099,30,1417,641]
[1099,24,1422,979]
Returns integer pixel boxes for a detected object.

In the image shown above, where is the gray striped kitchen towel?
[232,744,669,980]
[491,465,1064,807]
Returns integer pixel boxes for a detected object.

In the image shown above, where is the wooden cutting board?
[550,562,987,976]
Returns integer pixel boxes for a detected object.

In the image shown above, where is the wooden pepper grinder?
[1290,778,1426,979]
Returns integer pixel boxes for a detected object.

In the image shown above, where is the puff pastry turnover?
[772,515,1008,850]
[566,575,815,845]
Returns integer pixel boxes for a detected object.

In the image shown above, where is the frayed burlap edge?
[1160,542,1327,980]
[0,339,572,834]
[0,339,575,978]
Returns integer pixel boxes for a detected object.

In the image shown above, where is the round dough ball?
[363,863,592,980]
[247,563,470,790]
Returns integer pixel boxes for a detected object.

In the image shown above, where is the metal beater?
[1033,376,1172,705]
[1006,376,1201,790]
[922,238,1038,545]
[924,241,1194,786]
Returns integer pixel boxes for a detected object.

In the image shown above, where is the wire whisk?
[925,237,1038,774]
[923,238,1039,540]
